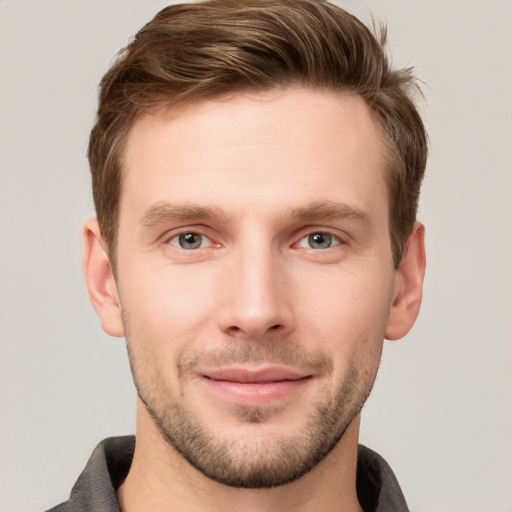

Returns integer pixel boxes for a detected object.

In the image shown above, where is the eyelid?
[296,233,341,249]
[292,227,347,248]
[164,227,219,249]
[160,225,348,250]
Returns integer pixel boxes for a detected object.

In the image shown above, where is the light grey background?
[1,1,511,511]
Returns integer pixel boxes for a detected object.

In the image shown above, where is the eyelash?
[165,228,344,252]
[295,231,342,250]
[166,230,216,250]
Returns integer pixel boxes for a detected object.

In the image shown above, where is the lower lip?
[201,377,311,407]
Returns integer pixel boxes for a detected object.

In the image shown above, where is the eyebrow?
[141,202,228,228]
[140,200,372,228]
[284,201,372,227]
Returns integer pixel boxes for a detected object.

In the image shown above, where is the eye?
[168,232,209,250]
[296,232,340,250]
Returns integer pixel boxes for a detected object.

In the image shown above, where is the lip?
[199,366,312,407]
[202,366,308,383]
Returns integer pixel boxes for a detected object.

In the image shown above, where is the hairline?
[105,85,402,272]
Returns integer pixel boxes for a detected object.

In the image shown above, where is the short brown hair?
[88,0,427,268]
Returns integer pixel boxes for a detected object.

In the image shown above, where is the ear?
[82,217,124,337]
[385,222,426,340]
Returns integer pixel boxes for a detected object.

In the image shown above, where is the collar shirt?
[46,436,409,512]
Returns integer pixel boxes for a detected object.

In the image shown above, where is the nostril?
[270,324,281,330]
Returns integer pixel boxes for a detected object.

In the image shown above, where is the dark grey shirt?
[46,436,409,512]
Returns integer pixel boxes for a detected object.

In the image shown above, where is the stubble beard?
[126,337,381,489]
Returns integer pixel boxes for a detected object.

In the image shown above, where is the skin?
[83,88,425,512]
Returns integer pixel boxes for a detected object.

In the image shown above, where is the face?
[113,88,399,487]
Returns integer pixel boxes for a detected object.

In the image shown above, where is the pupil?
[179,233,201,249]
[309,232,331,249]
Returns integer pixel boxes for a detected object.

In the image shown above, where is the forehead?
[121,88,388,225]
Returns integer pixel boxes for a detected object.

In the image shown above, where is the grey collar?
[46,436,409,512]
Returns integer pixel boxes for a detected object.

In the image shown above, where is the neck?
[117,401,363,512]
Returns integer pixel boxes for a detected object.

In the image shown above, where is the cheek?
[294,267,393,359]
[118,262,220,356]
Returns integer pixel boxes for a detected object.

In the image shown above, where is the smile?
[199,367,312,407]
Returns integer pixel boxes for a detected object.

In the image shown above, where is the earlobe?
[82,218,125,338]
[385,222,426,340]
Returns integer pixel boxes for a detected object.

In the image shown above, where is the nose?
[218,242,295,340]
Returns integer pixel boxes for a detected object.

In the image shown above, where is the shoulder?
[43,436,135,512]
[356,445,409,512]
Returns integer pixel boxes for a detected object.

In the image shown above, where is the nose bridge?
[219,233,294,338]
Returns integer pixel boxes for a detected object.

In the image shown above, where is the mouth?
[199,366,312,407]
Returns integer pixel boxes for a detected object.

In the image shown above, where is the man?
[48,0,427,510]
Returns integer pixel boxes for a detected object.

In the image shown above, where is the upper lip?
[201,366,309,383]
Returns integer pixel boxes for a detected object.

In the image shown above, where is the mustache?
[177,338,333,378]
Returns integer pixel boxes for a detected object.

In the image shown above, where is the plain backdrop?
[1,1,511,511]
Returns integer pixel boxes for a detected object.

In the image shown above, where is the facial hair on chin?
[126,336,381,489]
